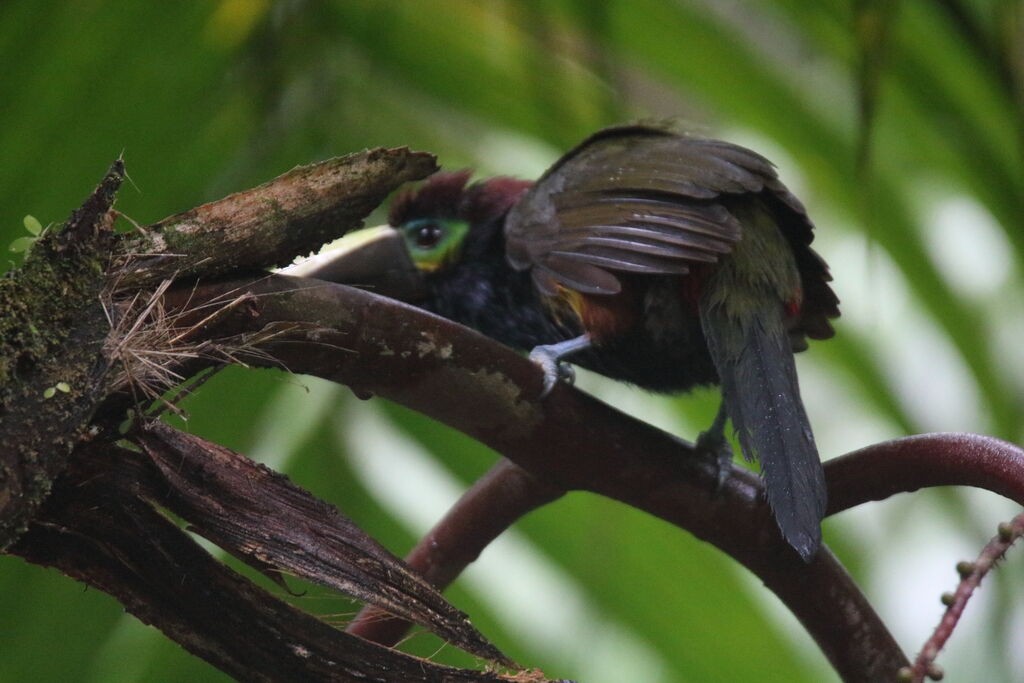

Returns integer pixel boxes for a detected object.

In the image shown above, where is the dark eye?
[414,222,444,249]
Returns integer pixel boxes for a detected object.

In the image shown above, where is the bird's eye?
[414,222,444,249]
[398,217,470,271]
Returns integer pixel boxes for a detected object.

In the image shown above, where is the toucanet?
[285,123,840,561]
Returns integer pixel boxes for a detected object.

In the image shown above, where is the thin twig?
[901,511,1024,682]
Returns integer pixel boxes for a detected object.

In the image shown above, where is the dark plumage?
[340,123,839,559]
[388,172,579,352]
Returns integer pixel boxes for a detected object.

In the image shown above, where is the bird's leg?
[528,334,592,398]
[696,400,734,489]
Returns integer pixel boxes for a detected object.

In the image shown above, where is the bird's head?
[389,170,531,274]
[284,171,531,301]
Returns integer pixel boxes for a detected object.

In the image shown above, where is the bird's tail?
[699,300,827,562]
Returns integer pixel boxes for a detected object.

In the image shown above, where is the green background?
[1,1,1022,681]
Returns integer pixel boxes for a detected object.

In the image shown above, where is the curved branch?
[347,458,565,645]
[156,275,910,682]
[826,433,1024,513]
[347,432,1024,654]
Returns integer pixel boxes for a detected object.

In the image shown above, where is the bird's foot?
[695,428,734,491]
[527,334,592,399]
[528,345,577,398]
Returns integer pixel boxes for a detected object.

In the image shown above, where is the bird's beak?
[278,225,427,301]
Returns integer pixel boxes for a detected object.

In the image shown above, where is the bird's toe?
[529,346,570,398]
[695,429,735,491]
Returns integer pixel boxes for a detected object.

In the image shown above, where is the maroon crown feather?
[462,176,533,225]
[389,171,532,227]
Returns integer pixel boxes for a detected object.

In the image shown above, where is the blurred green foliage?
[1,1,1021,681]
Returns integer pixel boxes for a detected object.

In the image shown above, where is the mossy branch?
[0,160,123,550]
[0,147,437,552]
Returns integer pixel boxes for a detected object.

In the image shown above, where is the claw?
[527,334,592,399]
[695,401,734,490]
[695,428,734,490]
[561,363,576,386]
[529,346,576,398]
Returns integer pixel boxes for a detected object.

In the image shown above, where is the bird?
[286,122,840,561]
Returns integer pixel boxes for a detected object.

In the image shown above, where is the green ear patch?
[399,218,470,271]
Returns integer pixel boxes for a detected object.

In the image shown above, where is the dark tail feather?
[700,304,827,562]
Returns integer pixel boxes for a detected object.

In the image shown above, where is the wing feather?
[548,248,696,274]
[506,126,769,291]
[535,254,624,295]
[555,234,728,260]
[505,123,837,345]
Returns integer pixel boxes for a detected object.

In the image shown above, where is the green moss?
[0,204,117,550]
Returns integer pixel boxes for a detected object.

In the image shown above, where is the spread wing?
[506,124,805,296]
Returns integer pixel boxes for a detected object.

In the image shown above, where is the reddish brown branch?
[826,432,1024,513]
[347,458,565,645]
[147,276,1024,681]
[155,275,909,682]
[349,431,1024,656]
